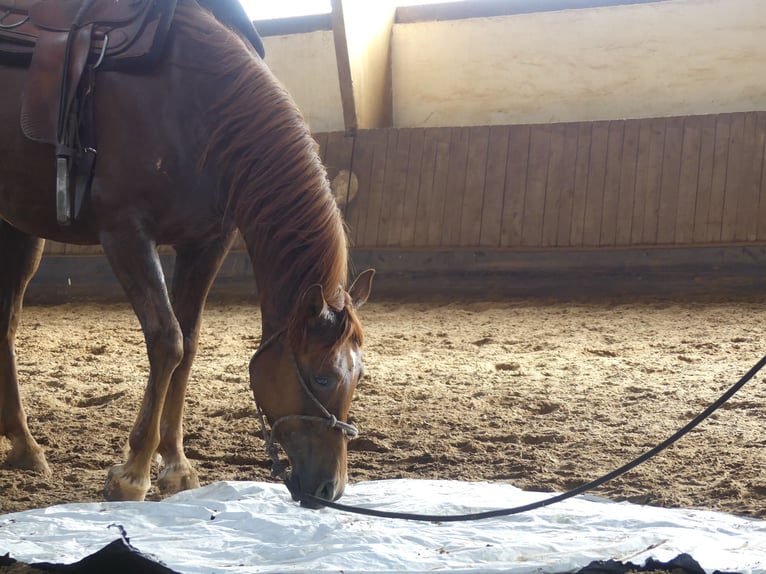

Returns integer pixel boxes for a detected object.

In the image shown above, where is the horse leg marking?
[0,223,49,474]
[100,227,184,501]
[156,235,236,495]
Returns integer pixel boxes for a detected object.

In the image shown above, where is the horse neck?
[167,2,349,330]
[248,244,291,335]
[239,189,349,336]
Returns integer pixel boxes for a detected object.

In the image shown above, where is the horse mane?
[172,1,363,347]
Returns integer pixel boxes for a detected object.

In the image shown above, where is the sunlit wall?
[392,0,766,127]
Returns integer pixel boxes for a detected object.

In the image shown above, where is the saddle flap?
[20,22,92,143]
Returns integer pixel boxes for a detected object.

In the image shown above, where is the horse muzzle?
[284,468,346,508]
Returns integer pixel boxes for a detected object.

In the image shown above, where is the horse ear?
[301,284,327,319]
[348,269,374,309]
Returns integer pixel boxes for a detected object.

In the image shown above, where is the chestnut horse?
[0,0,373,506]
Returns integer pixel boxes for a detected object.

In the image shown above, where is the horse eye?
[313,376,330,387]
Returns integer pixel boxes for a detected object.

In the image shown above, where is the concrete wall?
[259,0,766,130]
[392,0,766,127]
[262,31,345,133]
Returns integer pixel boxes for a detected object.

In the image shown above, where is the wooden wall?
[337,111,766,250]
[42,111,766,257]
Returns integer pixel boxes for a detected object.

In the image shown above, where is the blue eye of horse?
[314,376,330,387]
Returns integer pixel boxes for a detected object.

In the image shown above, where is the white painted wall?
[262,31,345,132]
[392,0,766,127]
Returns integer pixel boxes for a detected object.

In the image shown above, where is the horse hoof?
[104,464,150,501]
[5,444,51,475]
[157,463,200,495]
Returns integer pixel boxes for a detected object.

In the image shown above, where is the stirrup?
[56,155,71,224]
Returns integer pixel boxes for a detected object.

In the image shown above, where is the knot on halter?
[324,416,359,438]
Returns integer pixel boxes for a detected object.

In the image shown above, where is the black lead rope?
[302,353,766,521]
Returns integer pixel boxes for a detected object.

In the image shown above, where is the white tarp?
[0,479,764,573]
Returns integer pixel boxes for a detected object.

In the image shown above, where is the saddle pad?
[29,0,149,31]
[0,0,176,69]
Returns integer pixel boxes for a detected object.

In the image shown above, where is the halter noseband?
[250,329,359,480]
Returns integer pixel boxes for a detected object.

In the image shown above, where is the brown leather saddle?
[0,0,265,224]
[0,0,177,223]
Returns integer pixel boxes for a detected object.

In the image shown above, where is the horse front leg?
[100,227,184,501]
[156,233,236,495]
[0,222,49,474]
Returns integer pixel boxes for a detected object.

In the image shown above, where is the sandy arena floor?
[1,296,764,519]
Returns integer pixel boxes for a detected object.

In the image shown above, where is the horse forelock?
[339,297,365,350]
[287,293,365,362]
[173,2,351,322]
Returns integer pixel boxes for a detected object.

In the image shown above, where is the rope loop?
[303,352,766,521]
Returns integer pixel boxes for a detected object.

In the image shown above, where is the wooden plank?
[413,129,437,247]
[692,115,717,243]
[582,121,609,247]
[479,125,510,247]
[500,125,531,247]
[322,131,354,171]
[362,128,393,247]
[322,131,355,217]
[615,119,639,246]
[345,130,372,245]
[442,127,471,246]
[330,5,357,132]
[378,129,412,246]
[555,123,580,246]
[737,112,766,241]
[640,118,666,245]
[705,114,732,243]
[675,116,702,244]
[347,129,389,247]
[754,113,766,241]
[733,112,759,242]
[630,120,653,245]
[426,128,453,247]
[313,132,329,163]
[541,124,565,247]
[721,113,746,242]
[656,117,684,245]
[569,122,593,246]
[399,128,425,247]
[521,125,551,246]
[459,126,490,246]
[599,120,626,247]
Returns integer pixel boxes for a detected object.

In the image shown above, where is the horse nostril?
[315,479,337,502]
[298,479,336,508]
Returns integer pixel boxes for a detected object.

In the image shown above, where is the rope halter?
[250,329,359,480]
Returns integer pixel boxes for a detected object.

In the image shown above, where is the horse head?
[249,269,374,507]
